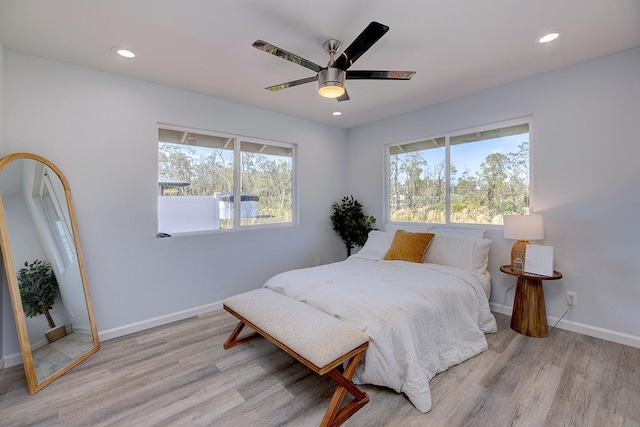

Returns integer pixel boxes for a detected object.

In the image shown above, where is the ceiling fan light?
[318,83,345,98]
[318,68,346,98]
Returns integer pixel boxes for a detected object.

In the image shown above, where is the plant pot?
[45,325,67,343]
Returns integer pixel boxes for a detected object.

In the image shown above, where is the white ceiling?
[1,0,639,129]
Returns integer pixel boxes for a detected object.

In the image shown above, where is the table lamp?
[503,214,544,268]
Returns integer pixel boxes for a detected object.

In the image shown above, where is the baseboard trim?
[98,300,224,341]
[3,301,225,368]
[3,352,23,368]
[490,302,640,349]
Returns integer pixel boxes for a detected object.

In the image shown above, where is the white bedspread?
[263,256,497,413]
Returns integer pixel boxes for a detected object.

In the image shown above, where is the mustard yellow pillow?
[383,230,436,263]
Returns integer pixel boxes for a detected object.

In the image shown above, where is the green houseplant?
[331,196,376,257]
[17,259,67,343]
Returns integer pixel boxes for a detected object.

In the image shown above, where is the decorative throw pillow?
[383,230,435,263]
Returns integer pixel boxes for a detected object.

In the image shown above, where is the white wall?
[347,47,640,345]
[0,40,6,365]
[0,40,4,151]
[1,50,348,356]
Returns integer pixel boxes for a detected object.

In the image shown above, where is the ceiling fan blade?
[265,76,318,92]
[346,70,416,80]
[252,40,322,73]
[331,22,389,71]
[337,89,350,102]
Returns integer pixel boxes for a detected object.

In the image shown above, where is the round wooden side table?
[500,265,563,338]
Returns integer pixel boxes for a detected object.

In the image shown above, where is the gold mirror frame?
[0,153,99,394]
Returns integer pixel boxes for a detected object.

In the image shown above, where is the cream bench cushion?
[223,288,368,371]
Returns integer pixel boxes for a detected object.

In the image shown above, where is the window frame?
[157,124,298,235]
[39,168,76,268]
[238,134,297,229]
[384,116,533,226]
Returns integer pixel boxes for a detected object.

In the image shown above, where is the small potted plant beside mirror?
[17,259,67,343]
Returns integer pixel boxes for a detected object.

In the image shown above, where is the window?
[158,127,296,234]
[387,119,530,225]
[40,169,76,267]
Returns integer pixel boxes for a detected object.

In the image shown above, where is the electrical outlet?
[315,258,321,266]
[566,292,577,306]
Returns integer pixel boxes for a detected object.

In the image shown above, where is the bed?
[262,226,497,413]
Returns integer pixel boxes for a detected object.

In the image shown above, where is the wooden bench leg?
[223,321,261,350]
[223,306,370,427]
[320,351,369,427]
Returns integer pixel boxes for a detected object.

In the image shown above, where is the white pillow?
[385,223,432,234]
[357,230,394,257]
[425,235,492,274]
[429,226,486,239]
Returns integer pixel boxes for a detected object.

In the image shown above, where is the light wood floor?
[1,310,638,427]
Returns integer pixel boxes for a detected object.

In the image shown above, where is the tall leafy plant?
[331,196,376,257]
[17,260,60,329]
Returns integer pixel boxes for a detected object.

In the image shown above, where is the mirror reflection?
[0,153,99,394]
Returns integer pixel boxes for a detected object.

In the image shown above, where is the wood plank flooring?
[1,311,639,426]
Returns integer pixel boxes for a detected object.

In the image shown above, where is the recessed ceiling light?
[538,32,560,44]
[332,111,342,116]
[112,46,136,58]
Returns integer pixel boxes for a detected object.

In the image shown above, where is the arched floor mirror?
[0,153,99,394]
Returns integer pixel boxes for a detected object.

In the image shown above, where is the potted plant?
[331,195,376,257]
[17,259,67,343]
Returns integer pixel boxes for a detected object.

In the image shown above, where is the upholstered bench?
[223,288,370,427]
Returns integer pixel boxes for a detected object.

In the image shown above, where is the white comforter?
[263,255,497,413]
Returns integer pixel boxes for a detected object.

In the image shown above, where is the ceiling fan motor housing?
[318,68,346,98]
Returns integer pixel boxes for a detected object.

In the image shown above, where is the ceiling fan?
[252,21,415,102]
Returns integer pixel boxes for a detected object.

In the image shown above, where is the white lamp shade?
[503,214,544,240]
